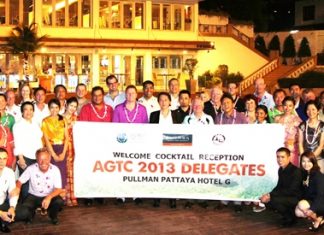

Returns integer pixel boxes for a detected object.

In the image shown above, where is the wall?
[295,0,324,26]
[196,37,268,78]
[258,30,324,55]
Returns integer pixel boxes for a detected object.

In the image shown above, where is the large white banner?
[74,122,285,201]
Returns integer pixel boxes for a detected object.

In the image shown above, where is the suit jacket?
[204,100,221,121]
[270,163,303,199]
[149,110,178,124]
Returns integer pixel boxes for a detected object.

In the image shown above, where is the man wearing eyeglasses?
[104,75,126,109]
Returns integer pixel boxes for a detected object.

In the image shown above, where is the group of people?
[0,74,323,233]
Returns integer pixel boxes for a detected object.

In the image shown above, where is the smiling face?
[22,104,34,121]
[158,94,171,110]
[306,103,319,120]
[126,87,137,103]
[222,97,234,115]
[256,108,267,123]
[6,91,16,107]
[92,89,104,106]
[143,83,154,99]
[169,80,179,95]
[301,156,313,172]
[21,85,31,100]
[37,151,51,173]
[192,98,204,115]
[35,89,46,104]
[245,99,257,112]
[283,100,295,114]
[49,103,60,116]
[66,101,78,115]
[76,85,87,99]
[0,151,8,170]
[276,151,290,168]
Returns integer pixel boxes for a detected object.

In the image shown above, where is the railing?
[199,24,252,48]
[239,58,279,92]
[286,56,317,78]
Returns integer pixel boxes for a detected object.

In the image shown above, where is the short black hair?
[0,147,8,155]
[76,83,87,90]
[221,92,234,103]
[0,93,7,101]
[54,84,67,94]
[157,92,171,102]
[91,86,105,96]
[179,90,190,97]
[20,101,35,113]
[276,147,290,156]
[67,97,79,106]
[288,83,301,90]
[125,85,137,93]
[283,96,295,106]
[142,80,154,88]
[34,86,46,96]
[105,75,118,85]
[168,78,179,87]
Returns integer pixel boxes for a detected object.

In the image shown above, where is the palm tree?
[5,23,47,83]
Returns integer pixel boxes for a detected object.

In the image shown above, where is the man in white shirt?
[14,101,44,200]
[33,87,50,126]
[168,78,180,110]
[0,148,29,233]
[253,78,275,110]
[138,80,159,118]
[5,90,21,122]
[16,148,64,225]
[104,75,125,109]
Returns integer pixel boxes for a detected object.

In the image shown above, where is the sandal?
[308,217,324,232]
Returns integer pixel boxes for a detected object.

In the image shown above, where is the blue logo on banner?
[117,133,128,143]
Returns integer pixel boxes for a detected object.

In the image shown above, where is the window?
[42,0,52,26]
[174,5,182,30]
[170,56,181,69]
[55,55,65,73]
[111,1,120,28]
[9,0,19,25]
[55,0,66,26]
[69,1,78,26]
[0,0,5,25]
[135,3,144,29]
[135,56,144,85]
[23,0,34,26]
[99,0,110,28]
[152,4,160,29]
[81,55,91,74]
[162,5,171,30]
[184,5,192,31]
[123,3,132,28]
[303,5,315,21]
[81,0,91,27]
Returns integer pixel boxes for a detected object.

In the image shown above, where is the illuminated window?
[23,0,34,25]
[55,55,65,73]
[81,0,91,27]
[111,1,120,28]
[69,0,78,26]
[9,0,19,25]
[135,3,143,29]
[184,6,192,31]
[174,5,182,30]
[42,0,52,26]
[170,56,181,69]
[55,0,66,26]
[0,0,5,25]
[152,4,160,29]
[135,56,144,85]
[123,3,132,28]
[163,5,171,30]
[99,0,110,28]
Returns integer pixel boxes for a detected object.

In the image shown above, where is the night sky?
[199,0,296,32]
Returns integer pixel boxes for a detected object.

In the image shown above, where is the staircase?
[240,57,317,95]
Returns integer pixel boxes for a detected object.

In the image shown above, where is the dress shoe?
[198,201,209,209]
[115,198,124,205]
[153,199,160,207]
[0,221,11,233]
[134,198,143,205]
[184,201,193,209]
[169,199,176,209]
[50,217,59,225]
[234,205,243,213]
[84,199,93,206]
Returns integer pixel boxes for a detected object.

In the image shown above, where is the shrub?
[255,35,268,56]
[297,37,311,58]
[282,35,296,58]
[268,35,280,52]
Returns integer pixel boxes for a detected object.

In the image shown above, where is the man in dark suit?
[174,90,191,123]
[260,147,303,227]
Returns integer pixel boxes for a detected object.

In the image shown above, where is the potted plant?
[268,35,280,59]
[182,58,198,94]
[5,23,47,84]
[297,37,311,62]
[282,35,296,65]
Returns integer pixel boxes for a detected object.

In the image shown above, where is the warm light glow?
[40,47,48,53]
[290,30,299,34]
[183,50,188,55]
[48,0,78,13]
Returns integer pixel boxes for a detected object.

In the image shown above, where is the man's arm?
[42,188,64,210]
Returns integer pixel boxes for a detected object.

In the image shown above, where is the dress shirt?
[138,96,159,117]
[6,105,21,122]
[158,110,173,125]
[13,118,43,160]
[19,163,62,197]
[113,102,148,123]
[0,167,18,208]
[170,94,180,111]
[104,92,126,109]
[33,104,50,127]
